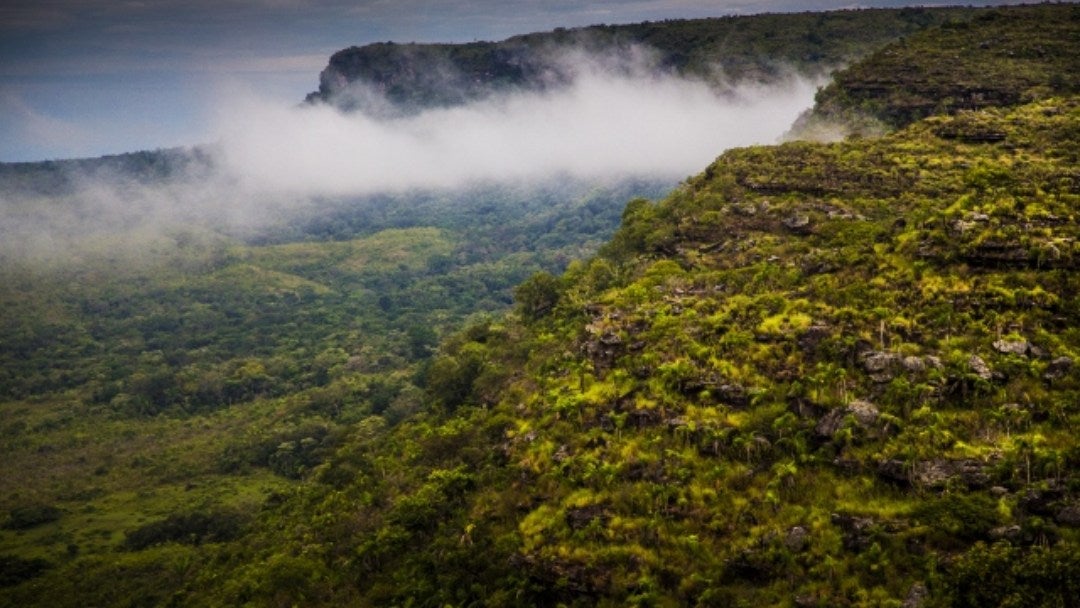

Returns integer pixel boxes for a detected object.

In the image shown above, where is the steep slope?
[117,99,1078,608]
[455,99,1077,606]
[794,3,1080,137]
[308,7,978,112]
[0,177,662,605]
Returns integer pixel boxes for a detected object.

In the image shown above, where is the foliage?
[515,271,564,321]
[0,555,51,588]
[2,505,62,531]
[123,510,248,550]
[942,542,1080,608]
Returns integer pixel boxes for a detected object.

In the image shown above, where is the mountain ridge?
[306,6,980,113]
[792,3,1080,138]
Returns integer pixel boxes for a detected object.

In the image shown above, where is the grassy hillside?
[0,178,662,603]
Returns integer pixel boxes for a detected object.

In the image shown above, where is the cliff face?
[307,40,555,111]
[306,7,978,112]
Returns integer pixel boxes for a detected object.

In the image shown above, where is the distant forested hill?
[0,148,215,197]
[307,6,979,112]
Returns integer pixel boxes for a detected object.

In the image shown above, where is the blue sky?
[0,1,1032,162]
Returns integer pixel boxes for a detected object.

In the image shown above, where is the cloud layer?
[217,67,819,196]
[1,61,819,264]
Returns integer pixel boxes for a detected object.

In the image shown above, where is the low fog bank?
[1,53,822,266]
[220,70,818,196]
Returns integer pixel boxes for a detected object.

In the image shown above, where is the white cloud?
[1,52,821,264]
[215,63,819,197]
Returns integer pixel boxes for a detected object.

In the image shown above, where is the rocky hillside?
[794,3,1080,137]
[250,96,1076,608]
[307,7,978,112]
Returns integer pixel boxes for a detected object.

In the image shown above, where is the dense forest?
[2,3,1079,607]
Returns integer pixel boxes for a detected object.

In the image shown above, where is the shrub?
[0,555,52,587]
[124,510,248,550]
[2,504,62,530]
[943,541,1080,608]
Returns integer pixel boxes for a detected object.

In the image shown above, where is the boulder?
[784,525,809,552]
[915,459,991,488]
[797,324,831,351]
[565,504,608,530]
[1044,356,1074,381]
[783,214,812,234]
[1019,486,1065,516]
[815,400,880,438]
[903,582,929,608]
[717,383,750,408]
[831,513,876,551]
[993,339,1030,356]
[552,444,571,463]
[878,458,991,489]
[1055,503,1080,527]
[989,525,1022,541]
[902,356,926,372]
[860,350,903,382]
[968,354,994,381]
[861,351,901,373]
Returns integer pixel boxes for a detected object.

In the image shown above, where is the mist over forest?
[0,49,819,266]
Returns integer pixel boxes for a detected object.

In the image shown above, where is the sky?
[0,0,1033,162]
